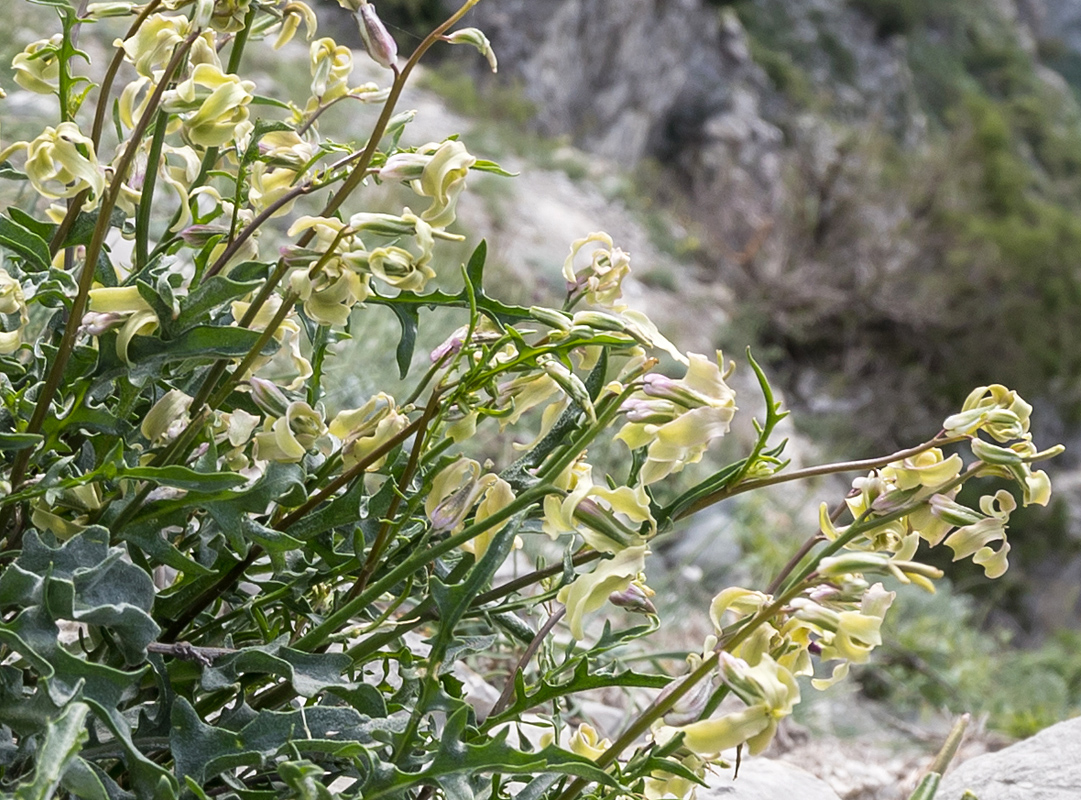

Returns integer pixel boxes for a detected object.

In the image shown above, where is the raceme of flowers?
[0,3,1065,800]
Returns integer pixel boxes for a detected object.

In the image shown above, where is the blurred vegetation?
[863,581,1081,738]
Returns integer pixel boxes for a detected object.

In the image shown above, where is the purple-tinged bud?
[621,397,678,424]
[357,2,397,70]
[80,311,126,337]
[178,224,228,248]
[641,373,713,409]
[573,498,638,548]
[608,582,657,615]
[249,377,290,417]
[279,245,321,268]
[430,327,467,363]
[807,641,823,656]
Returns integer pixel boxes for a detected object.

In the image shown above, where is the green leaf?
[389,302,419,379]
[472,160,518,178]
[484,658,668,729]
[286,477,366,542]
[59,758,110,800]
[171,697,385,785]
[0,216,51,271]
[0,433,43,451]
[8,208,52,240]
[171,263,266,334]
[118,465,248,492]
[0,161,29,181]
[126,325,277,371]
[906,773,941,800]
[13,701,89,800]
[358,707,620,799]
[465,239,487,290]
[58,207,127,251]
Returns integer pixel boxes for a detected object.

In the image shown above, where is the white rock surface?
[938,716,1081,799]
[702,758,843,800]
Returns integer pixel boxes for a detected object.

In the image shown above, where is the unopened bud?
[378,151,430,183]
[80,311,126,337]
[542,357,595,422]
[384,109,416,139]
[971,438,1024,466]
[357,2,397,70]
[608,581,657,615]
[249,377,290,417]
[571,310,628,333]
[178,224,227,248]
[445,27,498,72]
[573,498,637,548]
[929,494,985,527]
[84,2,135,18]
[529,306,572,331]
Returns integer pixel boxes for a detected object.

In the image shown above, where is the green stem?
[134,111,169,270]
[675,435,966,520]
[291,484,554,651]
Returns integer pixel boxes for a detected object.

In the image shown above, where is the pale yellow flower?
[557,545,649,640]
[308,38,353,109]
[0,123,105,204]
[274,1,319,49]
[162,63,255,148]
[943,384,1032,443]
[616,352,737,484]
[87,285,160,363]
[562,231,632,309]
[117,14,191,78]
[253,401,327,463]
[141,389,193,444]
[328,393,408,471]
[12,36,61,94]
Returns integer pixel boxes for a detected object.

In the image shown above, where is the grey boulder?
[938,716,1081,799]
[702,757,842,799]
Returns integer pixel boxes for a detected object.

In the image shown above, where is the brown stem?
[347,390,443,601]
[489,607,565,717]
[676,435,965,520]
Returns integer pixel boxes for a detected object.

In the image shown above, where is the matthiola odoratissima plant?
[0,1,1063,799]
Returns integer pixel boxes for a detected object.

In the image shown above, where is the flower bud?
[85,2,135,19]
[530,306,573,331]
[357,2,397,70]
[572,498,638,549]
[445,27,498,72]
[249,376,290,417]
[378,151,430,183]
[608,581,657,615]
[929,494,985,527]
[971,437,1024,466]
[571,310,628,333]
[79,311,126,337]
[142,389,192,443]
[178,224,227,248]
[542,357,596,422]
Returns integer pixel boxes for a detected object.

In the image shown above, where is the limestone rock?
[702,758,843,800]
[937,716,1081,799]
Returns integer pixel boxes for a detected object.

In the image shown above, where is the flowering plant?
[0,1,1062,799]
